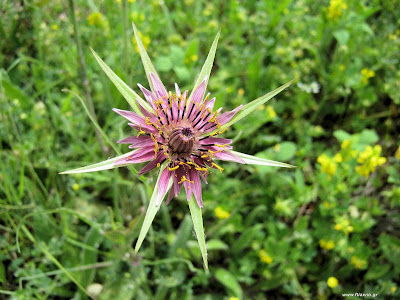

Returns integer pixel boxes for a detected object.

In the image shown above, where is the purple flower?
[113,73,244,208]
[61,23,294,268]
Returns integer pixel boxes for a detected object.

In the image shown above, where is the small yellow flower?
[51,24,59,31]
[319,239,334,250]
[327,276,339,288]
[317,154,337,179]
[341,139,351,150]
[391,286,397,294]
[361,68,375,84]
[190,54,198,62]
[351,256,367,269]
[214,206,230,219]
[259,250,273,264]
[228,298,239,300]
[333,153,343,163]
[266,105,277,118]
[339,64,345,71]
[238,88,245,96]
[327,0,348,21]
[356,145,386,178]
[334,223,342,231]
[87,12,103,26]
[73,183,80,191]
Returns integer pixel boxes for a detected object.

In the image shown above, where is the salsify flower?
[61,23,294,269]
[113,73,244,208]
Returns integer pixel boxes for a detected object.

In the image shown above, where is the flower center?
[168,126,195,154]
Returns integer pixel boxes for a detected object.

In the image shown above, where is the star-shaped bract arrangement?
[61,23,295,269]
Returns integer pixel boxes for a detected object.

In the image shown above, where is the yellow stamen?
[178,175,194,184]
[136,125,145,137]
[168,165,180,171]
[212,162,224,173]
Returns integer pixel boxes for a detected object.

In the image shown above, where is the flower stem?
[68,0,107,153]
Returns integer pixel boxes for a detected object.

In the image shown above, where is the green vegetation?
[1,0,399,299]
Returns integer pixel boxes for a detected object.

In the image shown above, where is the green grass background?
[1,0,399,299]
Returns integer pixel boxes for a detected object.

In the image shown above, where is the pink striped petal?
[156,167,172,206]
[113,108,148,126]
[137,83,157,107]
[200,137,232,145]
[216,105,243,126]
[191,76,207,103]
[204,97,215,111]
[150,72,168,97]
[212,150,245,164]
[190,168,203,208]
[138,153,166,176]
[117,135,154,147]
[114,147,155,166]
[128,123,159,134]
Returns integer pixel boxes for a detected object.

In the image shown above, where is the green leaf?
[364,263,391,280]
[59,150,137,174]
[207,239,228,251]
[135,163,173,253]
[333,30,350,45]
[187,29,221,107]
[359,129,378,145]
[273,141,297,161]
[90,47,152,114]
[188,195,208,270]
[215,268,243,299]
[230,151,296,168]
[205,79,294,137]
[132,21,161,94]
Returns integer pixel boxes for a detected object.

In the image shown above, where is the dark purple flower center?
[168,127,195,154]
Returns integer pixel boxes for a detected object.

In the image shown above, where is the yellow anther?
[136,125,145,137]
[218,127,228,134]
[201,154,209,158]
[215,143,229,148]
[212,162,224,173]
[157,163,160,167]
[178,175,194,184]
[168,165,180,171]
[195,167,208,172]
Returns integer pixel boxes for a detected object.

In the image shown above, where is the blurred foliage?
[1,0,399,299]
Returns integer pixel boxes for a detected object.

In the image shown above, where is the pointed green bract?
[90,47,153,114]
[132,22,161,95]
[187,29,221,108]
[230,151,296,168]
[135,163,173,253]
[204,79,294,137]
[59,150,137,174]
[188,195,208,270]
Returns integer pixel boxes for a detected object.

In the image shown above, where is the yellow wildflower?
[319,239,335,250]
[391,286,397,294]
[317,154,337,179]
[341,139,351,150]
[361,68,375,84]
[334,223,342,231]
[87,12,103,26]
[72,183,80,191]
[356,145,386,178]
[351,256,367,269]
[327,276,339,288]
[238,88,245,96]
[51,24,59,31]
[259,250,273,264]
[228,298,239,300]
[333,153,343,163]
[266,105,277,118]
[327,0,348,21]
[214,206,230,219]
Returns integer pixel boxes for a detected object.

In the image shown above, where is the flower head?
[113,73,244,208]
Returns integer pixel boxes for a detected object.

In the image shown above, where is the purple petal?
[190,168,203,208]
[200,137,232,146]
[156,167,172,206]
[204,97,215,111]
[114,147,155,166]
[191,76,207,103]
[118,135,154,147]
[150,72,168,97]
[216,105,243,126]
[138,83,157,107]
[138,152,166,176]
[213,150,245,164]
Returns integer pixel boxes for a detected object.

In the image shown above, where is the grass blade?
[188,195,208,270]
[230,151,296,168]
[89,48,153,114]
[204,79,294,137]
[135,163,173,253]
[187,29,220,107]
